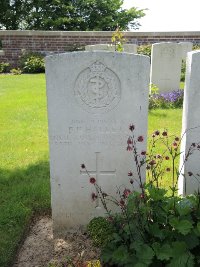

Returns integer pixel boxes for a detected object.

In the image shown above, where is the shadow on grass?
[0,161,51,267]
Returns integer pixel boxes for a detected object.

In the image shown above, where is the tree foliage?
[0,0,145,30]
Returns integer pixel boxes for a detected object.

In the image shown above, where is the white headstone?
[85,44,137,53]
[123,44,138,53]
[0,50,5,56]
[46,51,150,236]
[179,42,193,59]
[150,42,182,92]
[85,44,115,52]
[178,50,200,195]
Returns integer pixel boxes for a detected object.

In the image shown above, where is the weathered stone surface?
[45,51,150,236]
[179,42,193,59]
[150,42,182,92]
[178,50,200,195]
[85,44,137,53]
[85,44,115,51]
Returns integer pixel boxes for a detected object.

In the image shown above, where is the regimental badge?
[74,61,121,114]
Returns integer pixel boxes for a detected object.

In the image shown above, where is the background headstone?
[179,42,193,59]
[0,50,5,56]
[46,51,150,236]
[85,44,115,51]
[123,44,138,53]
[178,50,200,195]
[85,44,137,53]
[150,42,182,92]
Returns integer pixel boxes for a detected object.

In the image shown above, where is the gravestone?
[179,42,193,59]
[85,44,115,51]
[0,50,5,56]
[178,50,200,195]
[45,51,150,236]
[85,44,138,53]
[123,44,138,53]
[150,42,182,92]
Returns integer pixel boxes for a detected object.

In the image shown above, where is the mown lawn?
[0,74,182,267]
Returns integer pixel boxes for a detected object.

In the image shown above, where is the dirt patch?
[13,217,100,267]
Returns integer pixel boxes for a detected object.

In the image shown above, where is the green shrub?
[10,68,22,75]
[137,44,152,59]
[0,62,10,73]
[87,217,114,247]
[193,44,200,51]
[0,62,9,73]
[20,52,45,73]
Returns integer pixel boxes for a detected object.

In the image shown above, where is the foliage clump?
[20,51,45,73]
[83,126,200,266]
[0,62,10,73]
[137,44,152,59]
[0,0,145,31]
[87,217,114,247]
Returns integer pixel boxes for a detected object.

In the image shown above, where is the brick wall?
[0,30,200,67]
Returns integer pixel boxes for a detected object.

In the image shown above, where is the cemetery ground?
[0,74,182,267]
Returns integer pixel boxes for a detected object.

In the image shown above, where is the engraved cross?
[80,152,116,207]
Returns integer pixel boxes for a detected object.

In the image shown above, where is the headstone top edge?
[45,51,150,62]
[188,50,200,56]
[152,42,180,46]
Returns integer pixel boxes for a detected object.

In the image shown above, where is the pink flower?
[172,142,177,147]
[127,145,133,151]
[90,177,96,184]
[149,160,156,166]
[140,193,145,199]
[119,199,125,207]
[127,137,133,145]
[162,131,168,137]
[91,192,97,201]
[123,189,131,198]
[129,124,135,131]
[137,136,144,142]
[154,130,160,136]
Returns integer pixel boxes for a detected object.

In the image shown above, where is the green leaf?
[149,223,165,240]
[197,222,200,233]
[176,199,192,216]
[112,245,129,265]
[181,232,199,249]
[134,263,147,267]
[135,244,155,265]
[153,243,172,261]
[148,186,167,201]
[169,218,193,235]
[171,241,187,257]
[167,252,195,267]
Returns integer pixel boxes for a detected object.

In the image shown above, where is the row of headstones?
[86,42,193,93]
[45,49,199,236]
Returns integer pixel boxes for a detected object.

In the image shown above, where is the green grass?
[0,74,50,267]
[0,74,183,267]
